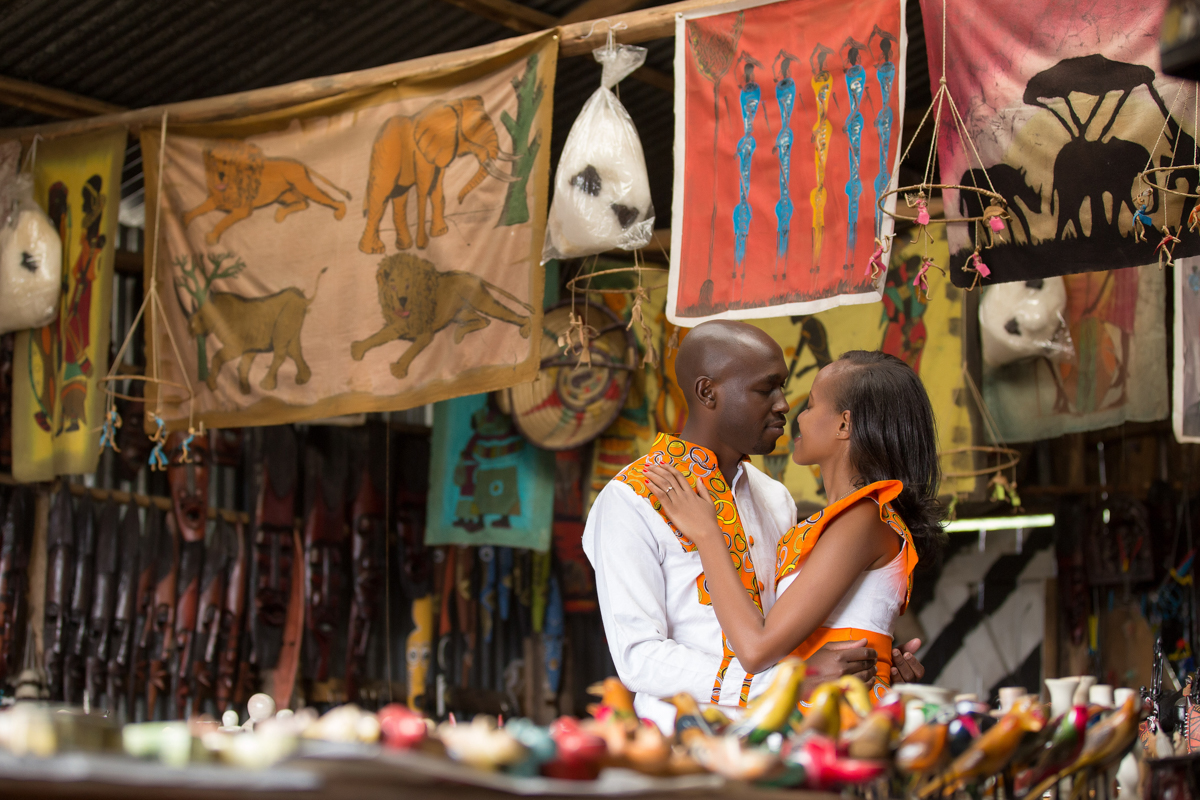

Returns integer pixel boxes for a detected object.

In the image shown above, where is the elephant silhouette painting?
[943,48,1200,285]
[183,141,352,245]
[358,97,520,254]
[959,165,1042,244]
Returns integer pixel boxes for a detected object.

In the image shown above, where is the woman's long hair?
[832,350,945,562]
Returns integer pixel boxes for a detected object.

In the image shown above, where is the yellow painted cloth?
[12,127,126,481]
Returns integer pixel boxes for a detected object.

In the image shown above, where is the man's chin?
[751,431,785,455]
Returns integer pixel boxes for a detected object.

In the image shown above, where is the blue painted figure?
[773,51,802,279]
[733,52,767,280]
[868,26,897,239]
[841,38,872,270]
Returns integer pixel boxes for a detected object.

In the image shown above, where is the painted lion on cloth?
[182,140,352,245]
[350,252,533,380]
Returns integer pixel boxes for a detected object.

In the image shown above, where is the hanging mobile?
[877,0,1011,288]
[1138,83,1200,258]
[97,110,200,464]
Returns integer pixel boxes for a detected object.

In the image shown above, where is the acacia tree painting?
[500,54,544,227]
[172,252,246,381]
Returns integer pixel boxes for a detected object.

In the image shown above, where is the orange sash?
[776,481,919,699]
[615,433,763,706]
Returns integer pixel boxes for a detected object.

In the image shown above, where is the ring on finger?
[665,486,674,494]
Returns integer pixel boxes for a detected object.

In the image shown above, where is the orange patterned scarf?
[615,433,763,705]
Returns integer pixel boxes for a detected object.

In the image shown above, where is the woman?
[645,350,944,699]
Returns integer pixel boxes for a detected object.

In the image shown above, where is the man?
[583,320,923,732]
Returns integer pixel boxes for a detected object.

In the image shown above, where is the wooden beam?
[0,0,743,138]
[438,0,556,33]
[0,75,124,119]
[437,0,678,91]
[558,0,648,26]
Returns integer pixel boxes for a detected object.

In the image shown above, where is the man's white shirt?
[582,459,797,733]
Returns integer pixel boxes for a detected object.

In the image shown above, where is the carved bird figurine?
[587,677,637,727]
[783,735,888,789]
[728,657,806,743]
[1021,693,1142,800]
[946,699,998,757]
[843,694,906,760]
[917,696,1046,798]
[895,720,950,777]
[664,693,715,743]
[1013,705,1088,797]
[686,732,781,781]
[792,681,843,739]
[835,675,874,719]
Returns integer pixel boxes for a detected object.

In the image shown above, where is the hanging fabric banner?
[925,0,1200,286]
[668,0,907,324]
[12,127,126,481]
[426,393,554,550]
[983,266,1167,442]
[141,32,555,429]
[1175,257,1200,443]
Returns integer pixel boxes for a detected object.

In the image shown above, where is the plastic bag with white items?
[979,277,1075,368]
[0,172,62,334]
[542,42,654,262]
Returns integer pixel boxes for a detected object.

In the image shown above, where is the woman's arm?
[644,464,888,673]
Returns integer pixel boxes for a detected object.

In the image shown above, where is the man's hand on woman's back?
[804,638,878,683]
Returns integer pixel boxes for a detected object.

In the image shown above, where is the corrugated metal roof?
[0,0,931,225]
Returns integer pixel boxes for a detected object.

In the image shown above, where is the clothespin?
[912,257,940,300]
[982,202,1008,247]
[964,249,991,290]
[180,426,197,464]
[1189,204,1200,234]
[1134,189,1155,243]
[99,407,122,453]
[867,235,892,280]
[1158,226,1182,269]
[906,191,935,246]
[148,413,168,472]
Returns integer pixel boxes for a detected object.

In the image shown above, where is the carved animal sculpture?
[351,252,531,380]
[183,141,352,245]
[358,97,519,254]
[180,268,327,394]
[959,164,1043,244]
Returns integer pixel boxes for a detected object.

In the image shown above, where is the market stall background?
[0,2,1196,797]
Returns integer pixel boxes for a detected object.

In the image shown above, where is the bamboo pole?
[0,0,729,139]
[0,75,125,119]
[0,473,250,524]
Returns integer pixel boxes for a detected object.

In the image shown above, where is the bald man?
[583,321,920,732]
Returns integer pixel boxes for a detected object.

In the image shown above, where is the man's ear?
[838,409,852,439]
[695,376,717,409]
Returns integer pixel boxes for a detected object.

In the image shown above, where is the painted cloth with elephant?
[139,31,558,431]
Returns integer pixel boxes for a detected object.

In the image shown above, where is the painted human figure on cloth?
[880,256,929,373]
[57,175,106,434]
[452,398,525,532]
[1056,268,1138,413]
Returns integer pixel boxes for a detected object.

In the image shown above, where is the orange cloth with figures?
[615,433,763,706]
[776,480,919,699]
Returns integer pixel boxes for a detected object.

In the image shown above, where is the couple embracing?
[583,321,944,733]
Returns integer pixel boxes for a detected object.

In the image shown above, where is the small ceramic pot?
[1089,684,1115,709]
[1045,677,1080,719]
[1114,687,1136,708]
[1073,675,1097,706]
[998,686,1027,714]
